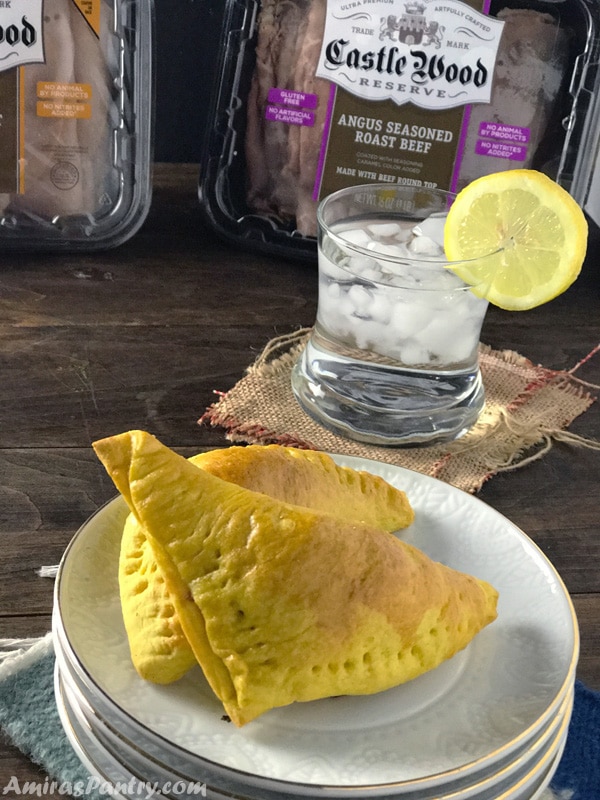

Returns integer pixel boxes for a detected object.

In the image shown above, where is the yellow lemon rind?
[444,170,587,311]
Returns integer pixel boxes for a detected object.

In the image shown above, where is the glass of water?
[291,183,500,446]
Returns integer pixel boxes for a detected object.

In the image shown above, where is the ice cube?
[369,293,392,325]
[324,280,342,300]
[319,253,349,282]
[360,266,387,282]
[417,301,488,364]
[394,222,416,243]
[436,327,479,364]
[353,319,383,351]
[407,235,445,257]
[372,329,399,361]
[366,222,403,238]
[318,285,342,321]
[348,284,373,317]
[383,263,423,288]
[417,313,464,362]
[338,227,372,247]
[412,213,447,247]
[398,340,430,366]
[322,304,353,340]
[346,255,381,280]
[423,287,468,312]
[388,299,433,339]
[319,284,355,330]
[373,241,411,258]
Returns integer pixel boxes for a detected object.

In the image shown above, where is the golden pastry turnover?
[118,443,415,684]
[94,430,498,727]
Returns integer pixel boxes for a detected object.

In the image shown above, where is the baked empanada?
[119,443,414,684]
[95,430,497,727]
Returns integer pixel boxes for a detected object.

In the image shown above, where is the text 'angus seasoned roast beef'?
[0,0,154,251]
[198,0,600,258]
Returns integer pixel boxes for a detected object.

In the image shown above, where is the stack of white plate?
[53,456,578,800]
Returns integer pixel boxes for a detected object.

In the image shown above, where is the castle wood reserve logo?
[317,0,505,110]
[0,0,44,73]
[379,2,444,47]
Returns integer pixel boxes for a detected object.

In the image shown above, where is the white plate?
[54,667,132,800]
[55,640,575,800]
[55,668,239,800]
[54,455,578,796]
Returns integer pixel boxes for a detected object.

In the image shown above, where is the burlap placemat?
[201,329,600,493]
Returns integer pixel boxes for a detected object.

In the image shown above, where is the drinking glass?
[291,183,499,446]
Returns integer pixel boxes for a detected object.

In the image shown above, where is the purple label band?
[450,103,473,194]
[478,122,530,144]
[313,83,337,201]
[475,139,528,161]
[265,105,315,126]
[267,87,319,109]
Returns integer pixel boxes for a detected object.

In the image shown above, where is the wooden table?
[1,163,599,788]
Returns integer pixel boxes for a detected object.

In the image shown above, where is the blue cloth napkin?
[0,635,598,800]
[551,680,600,800]
[0,636,99,798]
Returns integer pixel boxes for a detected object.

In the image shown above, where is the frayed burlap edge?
[200,329,600,493]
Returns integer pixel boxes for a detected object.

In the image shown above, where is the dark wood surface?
[1,163,599,789]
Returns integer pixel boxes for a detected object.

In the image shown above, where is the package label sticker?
[265,105,315,126]
[36,81,92,118]
[37,82,93,102]
[268,88,319,109]
[475,139,527,160]
[71,0,101,37]
[478,122,530,143]
[316,0,505,110]
[37,100,92,119]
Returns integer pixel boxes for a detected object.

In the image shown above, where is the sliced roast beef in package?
[198,0,600,261]
[0,0,154,250]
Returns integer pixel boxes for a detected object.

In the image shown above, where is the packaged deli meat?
[0,0,154,251]
[198,0,600,260]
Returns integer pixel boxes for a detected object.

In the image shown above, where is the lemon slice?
[444,170,588,311]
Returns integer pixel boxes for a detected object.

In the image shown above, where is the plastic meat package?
[198,0,600,261]
[0,0,154,251]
